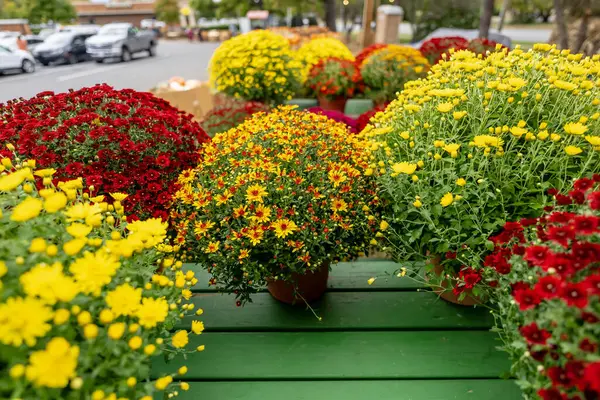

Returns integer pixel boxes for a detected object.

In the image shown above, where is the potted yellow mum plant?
[0,158,203,399]
[172,107,380,306]
[365,45,600,304]
[209,30,301,105]
[295,37,355,83]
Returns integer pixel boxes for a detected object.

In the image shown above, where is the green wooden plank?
[151,331,509,379]
[179,291,493,331]
[158,380,521,400]
[345,98,374,116]
[189,260,424,293]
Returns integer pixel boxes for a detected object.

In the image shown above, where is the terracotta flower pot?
[317,96,347,113]
[428,255,481,306]
[267,263,330,305]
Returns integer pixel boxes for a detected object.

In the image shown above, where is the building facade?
[73,1,156,27]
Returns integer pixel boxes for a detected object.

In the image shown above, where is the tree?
[479,0,494,38]
[553,0,569,49]
[155,0,180,25]
[497,0,511,31]
[572,0,591,53]
[532,0,553,22]
[27,0,75,24]
[323,0,336,31]
[398,0,479,42]
[191,0,217,19]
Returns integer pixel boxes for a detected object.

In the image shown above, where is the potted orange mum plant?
[172,107,380,306]
[306,57,362,113]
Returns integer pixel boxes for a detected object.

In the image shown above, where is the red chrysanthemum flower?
[572,215,599,235]
[565,361,586,390]
[574,177,594,192]
[572,242,600,264]
[86,175,103,188]
[579,338,598,353]
[581,312,599,324]
[583,362,600,393]
[560,282,589,309]
[520,322,552,344]
[514,287,542,310]
[544,254,575,277]
[588,191,600,210]
[556,194,573,205]
[537,388,566,400]
[524,245,553,267]
[511,281,531,294]
[583,274,600,295]
[570,190,586,205]
[520,217,539,227]
[547,366,574,388]
[547,225,576,247]
[548,211,576,225]
[534,275,563,299]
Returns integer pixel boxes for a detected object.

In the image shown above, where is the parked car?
[37,28,57,40]
[0,35,44,52]
[0,31,19,39]
[0,45,35,75]
[85,23,157,63]
[62,25,100,35]
[33,31,95,66]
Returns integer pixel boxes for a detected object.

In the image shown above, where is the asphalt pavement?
[0,40,220,104]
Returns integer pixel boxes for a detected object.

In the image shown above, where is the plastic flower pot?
[317,96,347,113]
[267,263,330,305]
[344,99,374,117]
[428,256,482,306]
[285,98,318,110]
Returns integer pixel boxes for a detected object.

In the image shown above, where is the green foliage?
[511,0,553,23]
[0,0,74,23]
[155,0,180,25]
[397,0,479,42]
[191,0,322,20]
[28,0,75,24]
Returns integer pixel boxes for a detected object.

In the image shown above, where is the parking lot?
[0,40,219,103]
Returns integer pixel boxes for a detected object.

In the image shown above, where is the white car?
[0,45,35,75]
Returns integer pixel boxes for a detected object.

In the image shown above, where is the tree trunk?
[343,2,351,42]
[572,0,591,53]
[497,0,510,32]
[553,0,569,49]
[324,0,337,32]
[479,0,494,38]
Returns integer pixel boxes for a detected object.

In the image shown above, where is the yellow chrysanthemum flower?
[25,337,79,388]
[440,192,454,207]
[172,330,189,349]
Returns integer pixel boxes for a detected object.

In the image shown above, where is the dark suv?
[33,32,95,66]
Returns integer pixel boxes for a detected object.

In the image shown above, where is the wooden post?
[361,0,375,48]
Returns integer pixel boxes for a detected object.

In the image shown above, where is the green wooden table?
[152,260,520,399]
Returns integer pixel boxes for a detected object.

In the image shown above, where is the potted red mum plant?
[419,36,469,65]
[0,84,210,222]
[306,57,361,113]
[484,176,600,399]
